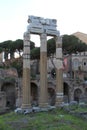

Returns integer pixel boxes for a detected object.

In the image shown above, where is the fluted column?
[21,32,31,109]
[55,36,63,105]
[39,33,48,107]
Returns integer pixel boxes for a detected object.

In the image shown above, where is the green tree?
[47,38,56,56]
[30,47,40,59]
[0,40,13,60]
[62,35,87,54]
[0,39,35,60]
[0,47,3,53]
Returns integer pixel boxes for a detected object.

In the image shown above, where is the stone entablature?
[27,15,59,36]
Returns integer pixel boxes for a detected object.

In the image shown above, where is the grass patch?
[73,106,87,112]
[0,108,87,130]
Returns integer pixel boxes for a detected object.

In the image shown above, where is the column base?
[55,98,63,106]
[15,104,32,114]
[55,93,63,106]
[39,102,48,108]
[21,103,31,109]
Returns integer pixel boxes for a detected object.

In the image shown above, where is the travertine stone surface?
[22,68,31,108]
[56,69,63,105]
[22,33,31,109]
[23,56,30,68]
[56,59,63,69]
[39,34,48,107]
[40,33,47,52]
[55,36,63,105]
[56,48,62,59]
[55,36,62,47]
[23,32,30,68]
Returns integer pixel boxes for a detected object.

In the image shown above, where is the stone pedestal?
[55,36,63,106]
[21,32,31,109]
[39,33,48,107]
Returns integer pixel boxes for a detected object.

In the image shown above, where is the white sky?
[0,0,87,46]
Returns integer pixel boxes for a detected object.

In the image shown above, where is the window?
[84,62,86,66]
[73,59,79,70]
[82,59,87,69]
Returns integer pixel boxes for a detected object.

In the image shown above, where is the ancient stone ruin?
[21,15,63,110]
[0,68,18,111]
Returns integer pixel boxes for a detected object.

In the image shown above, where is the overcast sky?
[0,0,87,46]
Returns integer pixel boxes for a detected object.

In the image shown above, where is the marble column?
[55,36,63,105]
[21,32,31,109]
[39,33,48,107]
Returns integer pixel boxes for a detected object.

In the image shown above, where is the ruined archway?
[31,82,38,106]
[1,82,16,108]
[48,82,56,106]
[74,88,82,102]
[63,82,69,103]
[48,88,56,106]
